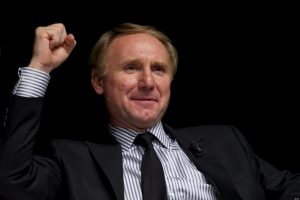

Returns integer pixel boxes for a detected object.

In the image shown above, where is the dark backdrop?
[1,4,299,173]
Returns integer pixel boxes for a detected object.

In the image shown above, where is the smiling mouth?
[131,98,158,106]
[131,97,158,102]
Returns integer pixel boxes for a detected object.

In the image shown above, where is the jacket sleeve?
[230,126,300,200]
[0,95,61,200]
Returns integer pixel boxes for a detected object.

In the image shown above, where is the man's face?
[98,33,172,131]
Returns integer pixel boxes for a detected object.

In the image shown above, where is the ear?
[91,69,104,95]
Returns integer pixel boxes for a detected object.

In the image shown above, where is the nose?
[138,68,154,91]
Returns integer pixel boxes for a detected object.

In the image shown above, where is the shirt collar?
[109,121,171,152]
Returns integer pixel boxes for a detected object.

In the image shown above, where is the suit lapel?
[85,140,124,200]
[164,125,242,200]
[186,138,241,199]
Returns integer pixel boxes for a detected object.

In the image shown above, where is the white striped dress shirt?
[110,123,218,200]
[13,67,50,97]
[14,67,218,200]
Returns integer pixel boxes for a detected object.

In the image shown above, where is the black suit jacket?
[0,96,299,200]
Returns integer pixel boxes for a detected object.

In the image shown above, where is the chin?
[129,110,161,126]
[136,117,158,128]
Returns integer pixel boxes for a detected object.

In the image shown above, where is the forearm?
[256,157,300,199]
[0,95,44,175]
[0,67,49,177]
[279,173,300,200]
[0,96,47,199]
[0,68,60,199]
[230,127,300,198]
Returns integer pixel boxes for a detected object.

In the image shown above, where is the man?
[0,23,299,200]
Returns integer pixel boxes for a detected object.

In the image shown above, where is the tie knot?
[135,133,155,149]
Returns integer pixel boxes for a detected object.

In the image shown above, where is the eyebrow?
[120,59,169,69]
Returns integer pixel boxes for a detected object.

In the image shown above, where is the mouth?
[131,96,159,105]
[131,96,158,102]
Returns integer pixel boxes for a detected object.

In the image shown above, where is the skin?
[29,23,172,132]
[28,23,76,73]
[92,33,173,131]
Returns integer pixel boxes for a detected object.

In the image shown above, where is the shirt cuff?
[12,67,50,97]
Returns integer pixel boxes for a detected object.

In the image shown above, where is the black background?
[1,3,299,172]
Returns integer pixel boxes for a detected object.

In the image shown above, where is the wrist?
[28,57,53,74]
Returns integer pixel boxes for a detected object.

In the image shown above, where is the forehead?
[111,33,164,47]
[107,33,169,60]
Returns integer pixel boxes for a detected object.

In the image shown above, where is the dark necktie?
[135,133,168,200]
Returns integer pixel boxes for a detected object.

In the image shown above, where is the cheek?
[159,79,171,93]
[119,77,137,91]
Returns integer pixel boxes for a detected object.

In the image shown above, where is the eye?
[152,65,167,74]
[124,64,140,73]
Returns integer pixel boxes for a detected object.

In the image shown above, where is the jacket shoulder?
[48,139,91,159]
[52,139,87,150]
